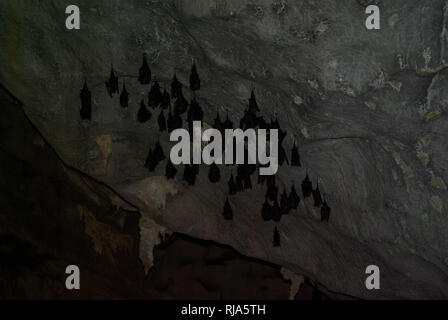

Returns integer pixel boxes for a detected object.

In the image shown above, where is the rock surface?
[1,0,448,298]
[0,86,307,299]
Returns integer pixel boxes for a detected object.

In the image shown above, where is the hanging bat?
[183,164,196,186]
[137,99,151,123]
[213,110,224,133]
[266,180,278,202]
[153,140,166,162]
[208,163,221,183]
[290,141,301,167]
[167,107,182,132]
[161,88,171,109]
[261,197,273,221]
[174,93,188,115]
[273,226,280,247]
[223,111,233,130]
[287,183,300,210]
[148,81,162,108]
[272,199,281,222]
[222,197,233,220]
[158,110,167,132]
[187,98,204,134]
[105,66,119,97]
[165,159,177,180]
[278,143,289,166]
[138,56,151,85]
[119,82,129,108]
[171,73,182,99]
[321,200,331,222]
[301,170,313,198]
[248,89,260,114]
[144,146,158,172]
[280,189,291,216]
[312,182,323,208]
[228,173,237,195]
[189,63,201,91]
[80,81,91,120]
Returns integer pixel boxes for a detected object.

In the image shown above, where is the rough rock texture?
[1,0,448,298]
[0,86,308,299]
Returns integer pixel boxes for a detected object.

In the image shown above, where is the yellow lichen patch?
[394,153,414,179]
[343,87,356,97]
[137,176,178,211]
[420,135,431,146]
[77,205,133,262]
[426,111,440,122]
[139,215,171,274]
[294,96,303,105]
[420,63,448,75]
[430,176,447,190]
[364,101,377,110]
[417,152,429,167]
[430,196,443,213]
[388,81,402,92]
[95,135,113,172]
[415,135,431,167]
[391,169,398,181]
[301,127,310,139]
[392,151,414,191]
[308,79,319,90]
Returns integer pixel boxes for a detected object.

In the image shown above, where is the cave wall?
[0,86,300,299]
[1,0,448,298]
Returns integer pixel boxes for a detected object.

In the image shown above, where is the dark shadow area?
[0,85,322,300]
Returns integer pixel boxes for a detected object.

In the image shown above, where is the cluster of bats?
[79,56,332,248]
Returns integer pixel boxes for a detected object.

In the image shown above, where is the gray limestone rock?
[1,0,448,298]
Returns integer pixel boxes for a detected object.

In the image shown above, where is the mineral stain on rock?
[136,176,178,211]
[430,196,443,213]
[430,176,447,190]
[95,134,113,173]
[77,204,133,260]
